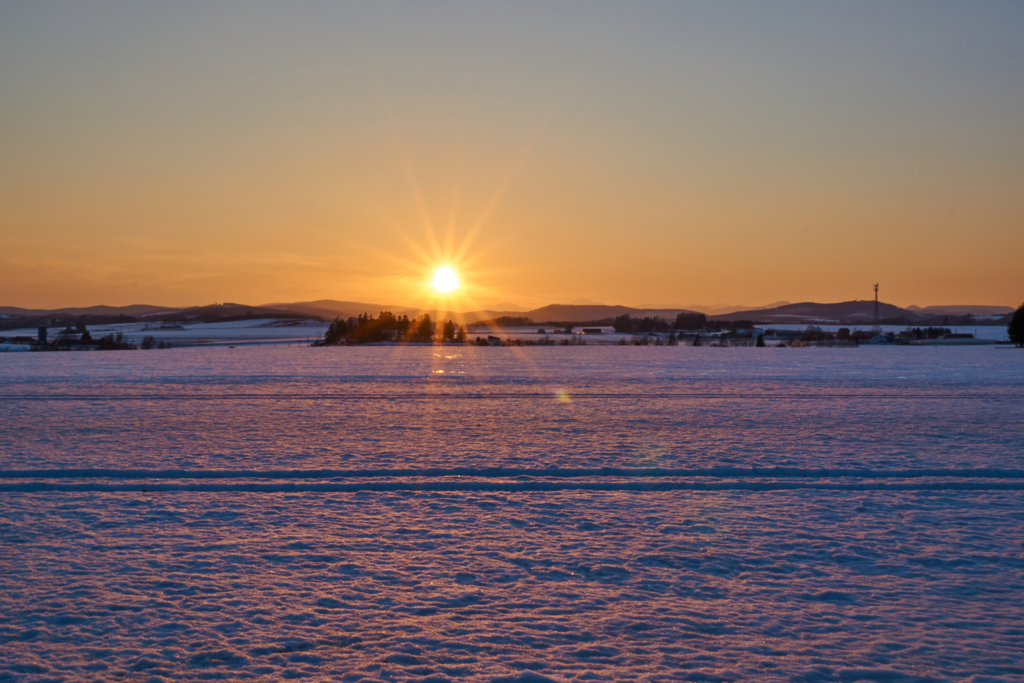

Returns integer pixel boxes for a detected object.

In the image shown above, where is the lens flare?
[432,266,459,293]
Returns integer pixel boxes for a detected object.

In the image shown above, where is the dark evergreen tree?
[413,314,435,342]
[97,332,135,350]
[613,314,632,333]
[674,312,707,331]
[631,316,669,333]
[1009,303,1024,348]
[756,333,765,347]
[324,318,348,345]
[493,316,531,326]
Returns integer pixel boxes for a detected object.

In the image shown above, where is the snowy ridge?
[4,466,1024,479]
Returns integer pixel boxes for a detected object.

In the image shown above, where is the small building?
[764,329,803,341]
[582,328,602,334]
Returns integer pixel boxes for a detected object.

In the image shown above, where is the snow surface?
[2,346,1023,681]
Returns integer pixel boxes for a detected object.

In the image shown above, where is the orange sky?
[2,2,1022,310]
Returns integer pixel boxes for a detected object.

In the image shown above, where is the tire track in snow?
[0,392,1017,402]
[4,467,1024,480]
[4,480,1024,492]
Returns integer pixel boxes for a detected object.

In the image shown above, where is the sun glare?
[431,266,459,293]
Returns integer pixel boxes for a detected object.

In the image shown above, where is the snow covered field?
[2,346,1023,681]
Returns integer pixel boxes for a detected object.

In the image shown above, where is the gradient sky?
[2,1,1022,310]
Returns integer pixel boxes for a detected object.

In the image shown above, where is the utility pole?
[873,283,880,332]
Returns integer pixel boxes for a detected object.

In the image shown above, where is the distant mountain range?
[640,301,793,315]
[712,301,1013,325]
[1,299,1015,327]
[260,300,423,321]
[470,304,702,324]
[0,304,179,317]
[0,303,307,325]
[906,304,1014,316]
[262,301,702,324]
[713,300,911,324]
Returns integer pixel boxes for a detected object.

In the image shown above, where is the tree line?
[612,312,758,333]
[322,312,467,345]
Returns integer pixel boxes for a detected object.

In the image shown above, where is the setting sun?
[431,266,459,293]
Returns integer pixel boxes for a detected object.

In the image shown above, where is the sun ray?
[387,114,444,263]
[341,66,583,355]
[453,108,558,265]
